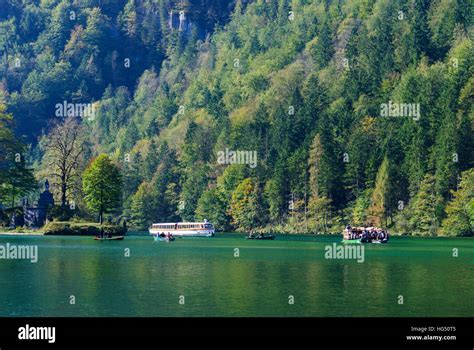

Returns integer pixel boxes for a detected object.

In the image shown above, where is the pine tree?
[0,154,36,209]
[368,157,391,227]
[308,134,323,199]
[120,0,138,39]
[308,196,332,233]
[123,151,143,199]
[352,189,372,226]
[195,188,230,231]
[0,105,36,208]
[144,139,159,181]
[179,164,209,220]
[311,20,334,68]
[412,0,431,58]
[130,182,154,230]
[0,104,19,178]
[263,179,283,224]
[440,168,474,236]
[434,114,458,200]
[408,174,443,236]
[307,133,335,230]
[141,1,161,49]
[301,74,327,135]
[148,143,179,222]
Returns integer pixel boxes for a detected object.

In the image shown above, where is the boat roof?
[349,226,385,231]
[152,222,212,225]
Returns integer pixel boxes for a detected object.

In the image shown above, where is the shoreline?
[0,231,44,236]
[0,230,471,238]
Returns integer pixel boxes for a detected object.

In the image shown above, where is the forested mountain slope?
[1,0,473,235]
[0,0,235,140]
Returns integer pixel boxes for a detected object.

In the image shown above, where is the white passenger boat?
[149,220,215,237]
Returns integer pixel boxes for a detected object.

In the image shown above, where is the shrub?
[43,222,127,236]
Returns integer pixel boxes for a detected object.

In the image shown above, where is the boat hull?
[341,238,389,244]
[149,229,214,237]
[246,235,276,240]
[370,239,389,244]
[153,235,175,242]
[94,236,124,241]
[341,239,361,244]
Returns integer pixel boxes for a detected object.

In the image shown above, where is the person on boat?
[361,229,367,242]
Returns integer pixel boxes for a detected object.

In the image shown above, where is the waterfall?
[179,11,186,31]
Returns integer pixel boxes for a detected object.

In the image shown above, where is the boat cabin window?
[153,224,174,229]
[154,223,212,230]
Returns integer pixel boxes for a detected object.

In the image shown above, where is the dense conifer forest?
[0,0,473,235]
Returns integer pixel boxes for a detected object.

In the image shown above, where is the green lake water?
[0,233,472,317]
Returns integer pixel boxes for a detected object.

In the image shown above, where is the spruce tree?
[368,157,391,227]
[130,182,154,230]
[308,133,323,199]
[440,168,474,236]
[144,139,159,181]
[195,188,230,231]
[312,20,334,68]
[408,174,443,236]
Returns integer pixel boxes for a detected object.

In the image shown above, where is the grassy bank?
[42,222,127,236]
[255,224,343,235]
